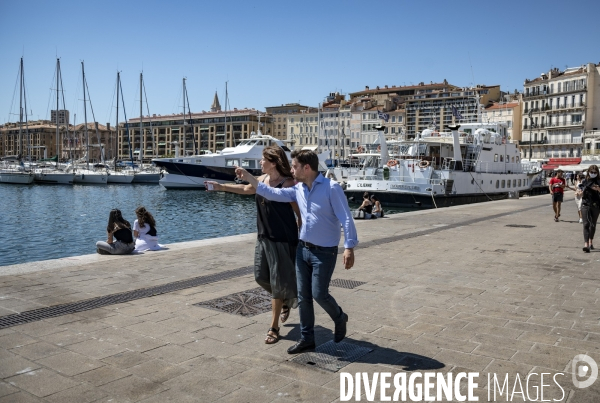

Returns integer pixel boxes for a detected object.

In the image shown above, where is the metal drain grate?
[291,341,373,372]
[193,287,272,317]
[0,266,254,329]
[330,279,366,289]
[505,224,536,228]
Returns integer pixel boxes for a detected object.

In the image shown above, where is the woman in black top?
[206,145,300,344]
[358,192,373,217]
[579,165,600,253]
[96,209,135,255]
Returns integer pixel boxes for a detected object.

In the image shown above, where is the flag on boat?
[377,110,389,122]
[451,106,463,120]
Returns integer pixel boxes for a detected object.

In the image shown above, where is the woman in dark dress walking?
[205,145,300,343]
[579,165,600,253]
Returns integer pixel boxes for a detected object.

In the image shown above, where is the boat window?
[500,155,504,162]
[496,180,499,189]
[513,180,517,187]
[518,179,522,186]
[501,180,505,188]
[225,159,240,167]
[506,155,509,162]
[241,159,256,169]
[516,156,520,163]
[511,157,515,163]
[494,154,498,162]
[507,180,511,188]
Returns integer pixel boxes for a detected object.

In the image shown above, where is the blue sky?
[1,0,599,125]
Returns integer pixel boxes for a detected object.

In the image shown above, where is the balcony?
[547,102,585,112]
[519,140,546,145]
[546,121,584,129]
[582,149,600,155]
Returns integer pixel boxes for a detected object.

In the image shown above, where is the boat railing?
[443,158,525,174]
[348,170,444,186]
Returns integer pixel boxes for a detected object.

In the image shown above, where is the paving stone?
[35,351,104,376]
[118,336,168,352]
[0,355,40,378]
[0,381,18,398]
[72,365,131,387]
[125,321,180,338]
[0,392,44,402]
[143,343,202,364]
[0,333,37,349]
[9,341,65,360]
[182,355,249,380]
[65,338,126,360]
[128,358,190,383]
[88,326,144,345]
[5,368,80,397]
[98,374,167,401]
[44,383,108,403]
[271,380,339,403]
[101,350,153,369]
[163,372,240,400]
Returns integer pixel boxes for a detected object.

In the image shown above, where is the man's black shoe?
[287,339,316,354]
[334,310,349,343]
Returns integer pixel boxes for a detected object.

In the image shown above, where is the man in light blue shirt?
[236,149,358,354]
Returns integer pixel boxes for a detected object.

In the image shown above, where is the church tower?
[210,91,221,112]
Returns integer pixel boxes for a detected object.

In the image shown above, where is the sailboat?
[129,72,161,183]
[71,61,107,185]
[0,58,34,185]
[34,58,75,184]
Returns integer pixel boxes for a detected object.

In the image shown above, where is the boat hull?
[107,173,134,184]
[131,172,161,183]
[345,189,509,209]
[33,171,74,185]
[72,172,107,185]
[0,172,34,184]
[157,165,262,189]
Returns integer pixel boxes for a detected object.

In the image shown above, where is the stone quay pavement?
[1,193,600,403]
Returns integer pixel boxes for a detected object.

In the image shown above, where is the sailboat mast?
[115,72,119,171]
[82,61,90,170]
[56,58,60,166]
[142,78,155,160]
[140,73,143,165]
[22,59,31,163]
[58,60,70,163]
[18,58,23,158]
[182,78,186,157]
[224,81,228,144]
[118,76,134,165]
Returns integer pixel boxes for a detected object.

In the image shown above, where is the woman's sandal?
[280,306,290,323]
[265,327,280,344]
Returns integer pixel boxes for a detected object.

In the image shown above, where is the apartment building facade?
[521,63,600,161]
[125,105,273,160]
[286,109,319,151]
[482,101,522,143]
[265,103,311,141]
[404,85,500,137]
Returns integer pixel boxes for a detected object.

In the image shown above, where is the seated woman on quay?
[96,209,135,255]
[133,206,163,252]
[357,192,374,218]
[371,195,383,217]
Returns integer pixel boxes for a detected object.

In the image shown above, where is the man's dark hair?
[291,149,319,172]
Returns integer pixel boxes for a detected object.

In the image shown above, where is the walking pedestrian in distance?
[580,165,600,253]
[206,145,301,344]
[549,170,567,222]
[575,174,585,223]
[235,149,358,354]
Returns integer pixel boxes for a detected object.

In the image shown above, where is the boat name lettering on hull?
[390,184,420,191]
[357,183,372,187]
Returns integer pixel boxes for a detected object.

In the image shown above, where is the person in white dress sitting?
[133,206,162,252]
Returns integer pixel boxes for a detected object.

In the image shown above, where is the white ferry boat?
[153,133,290,189]
[344,123,541,208]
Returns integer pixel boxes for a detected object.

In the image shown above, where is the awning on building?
[542,157,581,170]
